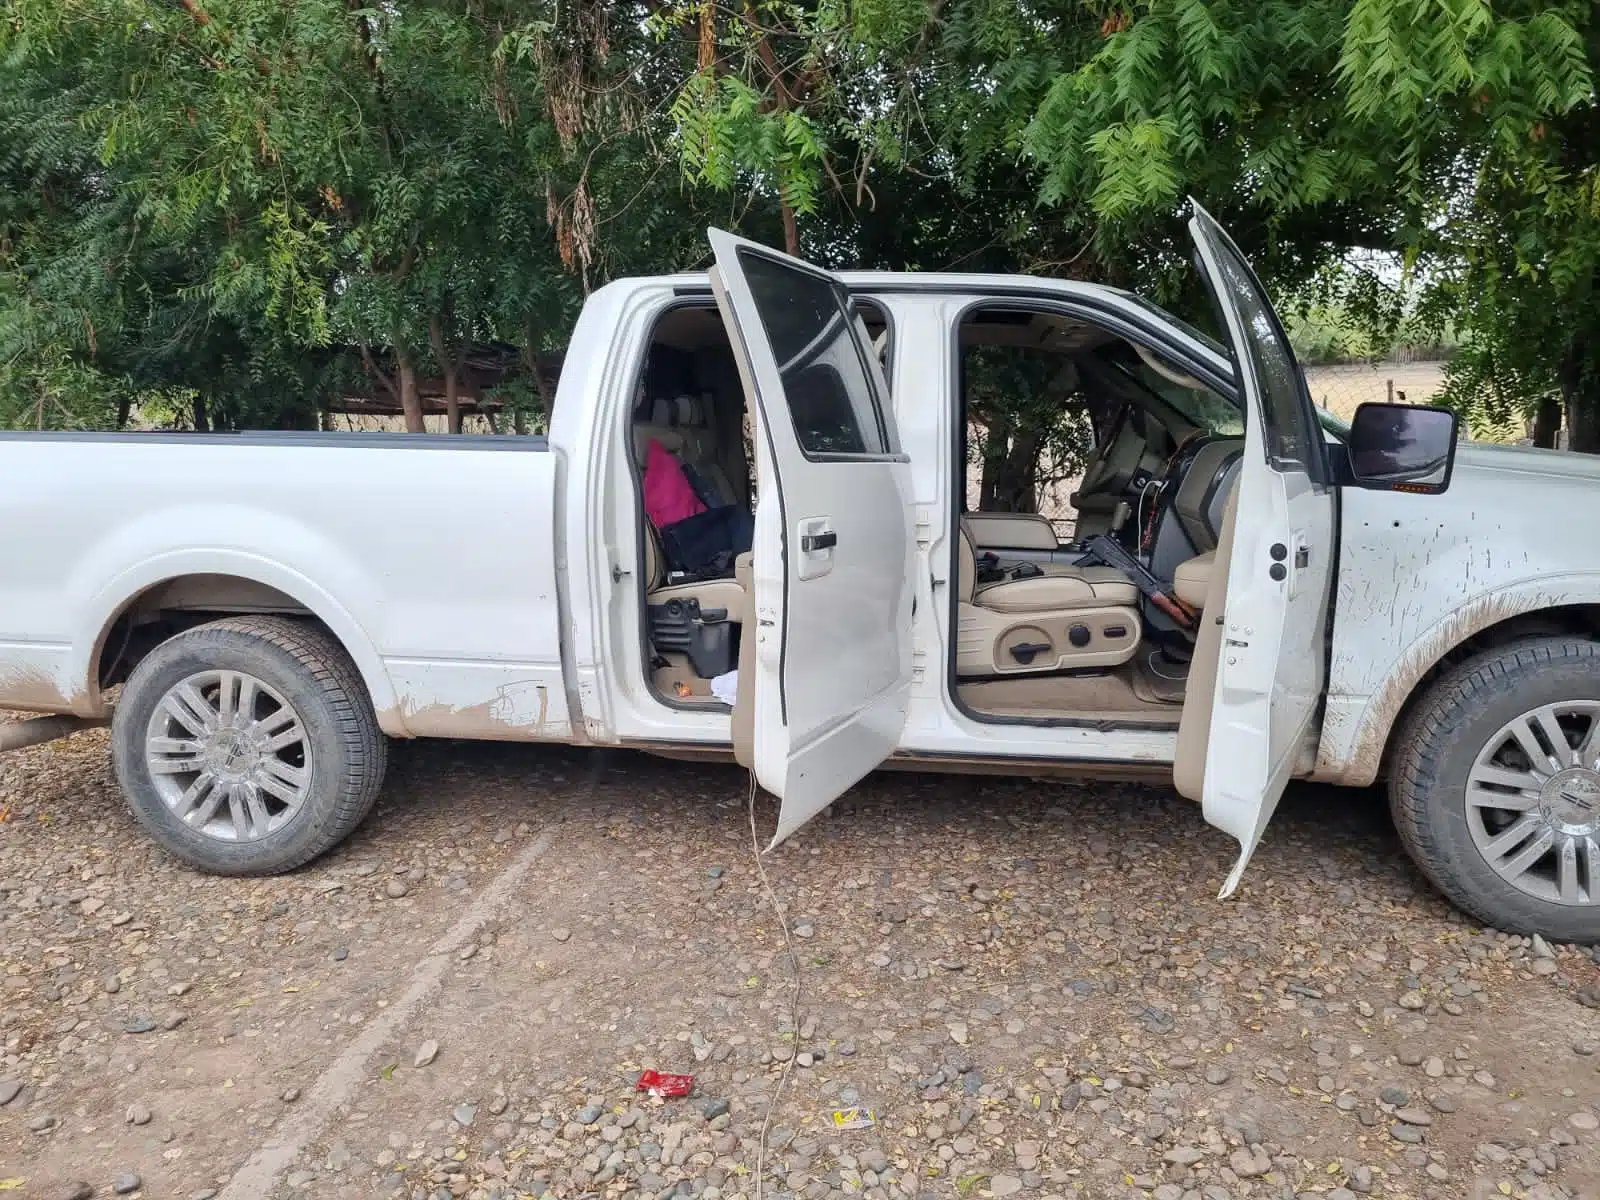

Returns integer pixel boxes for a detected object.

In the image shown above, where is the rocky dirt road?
[3,728,1600,1200]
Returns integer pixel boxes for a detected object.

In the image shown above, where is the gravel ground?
[4,725,1600,1200]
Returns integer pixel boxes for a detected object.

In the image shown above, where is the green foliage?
[964,345,1095,513]
[2,0,1597,460]
[671,71,825,216]
[0,0,715,430]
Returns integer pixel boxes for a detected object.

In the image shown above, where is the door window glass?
[737,249,891,458]
[1205,245,1317,472]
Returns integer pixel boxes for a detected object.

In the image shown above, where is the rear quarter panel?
[1316,445,1600,785]
[0,435,570,741]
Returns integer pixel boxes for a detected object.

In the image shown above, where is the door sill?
[887,748,1172,781]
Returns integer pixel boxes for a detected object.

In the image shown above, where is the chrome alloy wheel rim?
[1465,701,1600,906]
[143,670,312,842]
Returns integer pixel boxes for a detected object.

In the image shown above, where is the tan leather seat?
[645,525,744,703]
[956,522,1141,676]
[976,567,1138,611]
[644,524,743,613]
[960,511,1059,553]
[1172,551,1215,610]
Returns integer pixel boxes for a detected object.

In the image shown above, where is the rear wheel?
[1390,636,1600,943]
[111,616,386,875]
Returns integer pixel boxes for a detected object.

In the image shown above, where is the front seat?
[645,525,744,680]
[1172,550,1215,612]
[956,522,1142,676]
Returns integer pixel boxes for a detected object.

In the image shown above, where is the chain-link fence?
[1302,359,1452,425]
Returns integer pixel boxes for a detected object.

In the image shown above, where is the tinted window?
[738,249,889,457]
[1206,245,1313,470]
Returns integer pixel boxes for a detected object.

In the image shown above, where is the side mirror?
[1343,402,1459,494]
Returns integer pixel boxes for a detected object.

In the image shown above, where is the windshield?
[1125,295,1229,360]
[1109,353,1244,436]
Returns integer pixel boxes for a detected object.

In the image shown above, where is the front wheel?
[1390,636,1600,943]
[111,616,387,875]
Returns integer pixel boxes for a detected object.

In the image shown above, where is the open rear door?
[708,229,915,847]
[1176,202,1337,897]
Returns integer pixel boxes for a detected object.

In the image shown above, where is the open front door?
[1175,202,1337,898]
[708,229,915,848]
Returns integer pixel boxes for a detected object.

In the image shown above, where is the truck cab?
[563,207,1455,898]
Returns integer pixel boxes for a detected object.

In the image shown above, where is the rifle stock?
[1079,535,1197,630]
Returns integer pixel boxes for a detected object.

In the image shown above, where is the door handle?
[1288,533,1311,598]
[801,531,837,553]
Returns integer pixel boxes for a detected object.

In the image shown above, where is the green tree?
[1,0,690,432]
[665,0,1596,457]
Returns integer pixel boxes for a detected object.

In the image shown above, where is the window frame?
[734,245,904,465]
[1188,237,1332,487]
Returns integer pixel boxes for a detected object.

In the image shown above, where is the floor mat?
[1130,647,1189,705]
[651,656,723,706]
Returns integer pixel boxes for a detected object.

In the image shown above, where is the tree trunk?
[992,429,1040,512]
[192,395,210,432]
[1561,343,1600,453]
[976,425,1040,512]
[780,199,799,256]
[428,315,463,434]
[1566,397,1600,453]
[1532,394,1562,448]
[115,393,132,430]
[396,346,425,433]
[444,379,461,434]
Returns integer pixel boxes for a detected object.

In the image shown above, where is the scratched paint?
[395,682,572,743]
[1314,440,1600,786]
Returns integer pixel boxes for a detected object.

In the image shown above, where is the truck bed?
[0,431,571,741]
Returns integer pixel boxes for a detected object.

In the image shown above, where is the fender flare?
[1316,575,1600,787]
[72,549,410,737]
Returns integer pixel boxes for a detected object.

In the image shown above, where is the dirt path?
[4,736,1600,1200]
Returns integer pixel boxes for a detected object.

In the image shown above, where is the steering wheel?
[1079,403,1143,502]
[1137,429,1207,552]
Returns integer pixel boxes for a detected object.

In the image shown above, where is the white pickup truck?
[4,206,1598,941]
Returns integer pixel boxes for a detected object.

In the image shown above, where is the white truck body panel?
[1314,440,1600,785]
[0,436,570,741]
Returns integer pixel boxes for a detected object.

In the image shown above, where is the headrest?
[644,394,707,428]
[633,427,685,463]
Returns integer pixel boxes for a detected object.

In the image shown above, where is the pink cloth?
[643,438,705,529]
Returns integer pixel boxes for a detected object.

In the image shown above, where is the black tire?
[111,616,387,875]
[1390,635,1600,943]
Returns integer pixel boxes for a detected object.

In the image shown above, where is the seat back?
[957,520,977,603]
[644,523,666,589]
[1173,488,1238,801]
[634,395,735,508]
